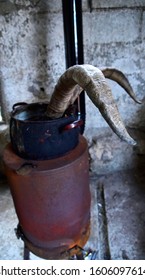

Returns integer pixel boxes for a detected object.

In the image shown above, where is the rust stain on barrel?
[3,136,91,259]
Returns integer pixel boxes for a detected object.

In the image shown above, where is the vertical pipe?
[62,0,85,134]
[62,0,76,68]
[75,0,84,65]
[75,0,85,133]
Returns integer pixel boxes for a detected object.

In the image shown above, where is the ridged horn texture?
[46,64,136,145]
[101,67,141,104]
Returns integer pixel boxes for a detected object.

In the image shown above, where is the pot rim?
[11,114,76,124]
[11,102,77,124]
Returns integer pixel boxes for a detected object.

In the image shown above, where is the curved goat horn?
[101,67,141,104]
[46,64,137,145]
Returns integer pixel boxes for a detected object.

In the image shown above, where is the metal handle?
[16,163,37,176]
[12,102,28,111]
[62,119,83,131]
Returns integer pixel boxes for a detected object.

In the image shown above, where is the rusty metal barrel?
[3,136,91,259]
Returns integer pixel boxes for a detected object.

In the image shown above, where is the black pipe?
[75,0,84,64]
[75,0,85,133]
[62,0,76,68]
[62,0,85,134]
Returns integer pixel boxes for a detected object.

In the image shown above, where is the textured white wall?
[0,0,65,122]
[83,4,145,130]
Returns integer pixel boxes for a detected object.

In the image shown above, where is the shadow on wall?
[0,45,5,123]
[127,96,145,167]
[0,78,8,123]
[87,108,145,177]
[132,97,145,132]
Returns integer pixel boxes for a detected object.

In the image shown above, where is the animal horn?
[46,64,137,145]
[101,67,141,104]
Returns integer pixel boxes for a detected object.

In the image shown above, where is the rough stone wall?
[0,0,145,175]
[0,0,65,122]
[82,0,145,175]
[83,0,145,131]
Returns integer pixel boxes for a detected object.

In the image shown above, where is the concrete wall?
[0,0,65,122]
[0,0,145,175]
[83,1,145,131]
[82,0,145,175]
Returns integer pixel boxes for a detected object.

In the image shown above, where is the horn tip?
[136,99,142,104]
[127,138,137,146]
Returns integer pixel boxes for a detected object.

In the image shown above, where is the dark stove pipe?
[62,0,85,134]
[62,0,76,68]
[75,0,85,133]
[75,0,84,65]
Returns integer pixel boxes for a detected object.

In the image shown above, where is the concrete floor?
[1,167,145,260]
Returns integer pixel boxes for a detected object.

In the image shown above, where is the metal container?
[3,136,91,259]
[10,102,83,160]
